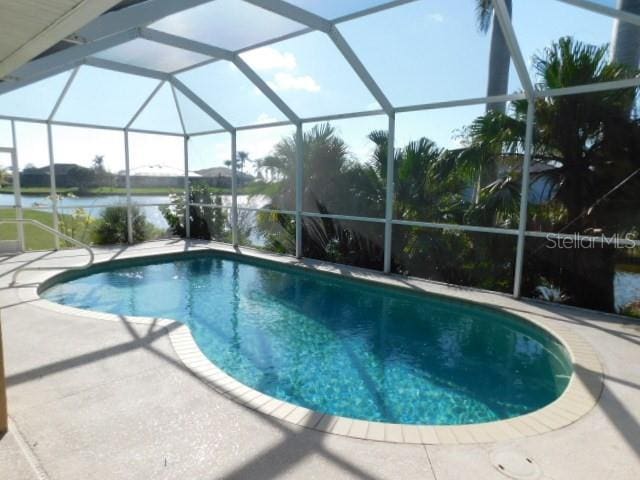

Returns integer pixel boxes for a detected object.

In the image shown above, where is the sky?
[0,0,624,176]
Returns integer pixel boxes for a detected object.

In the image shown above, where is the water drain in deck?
[490,448,543,479]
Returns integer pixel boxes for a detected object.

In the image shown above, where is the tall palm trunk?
[475,0,513,202]
[611,0,640,68]
[485,0,512,113]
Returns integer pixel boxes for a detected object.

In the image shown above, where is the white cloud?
[427,13,445,23]
[241,47,297,71]
[256,113,278,124]
[268,72,320,93]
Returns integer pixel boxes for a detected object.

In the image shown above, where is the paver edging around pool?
[21,242,605,445]
[167,321,603,445]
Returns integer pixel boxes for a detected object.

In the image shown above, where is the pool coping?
[18,241,604,445]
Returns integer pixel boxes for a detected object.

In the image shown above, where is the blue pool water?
[42,253,572,425]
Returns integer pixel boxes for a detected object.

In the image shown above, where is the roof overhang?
[0,0,123,79]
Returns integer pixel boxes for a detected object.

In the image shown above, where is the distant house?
[130,164,201,178]
[195,167,232,177]
[17,163,255,190]
[20,163,94,188]
[195,167,254,188]
[23,163,78,175]
[125,164,202,188]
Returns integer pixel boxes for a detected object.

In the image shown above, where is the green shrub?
[162,184,230,240]
[92,205,155,245]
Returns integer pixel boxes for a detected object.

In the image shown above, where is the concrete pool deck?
[0,240,638,479]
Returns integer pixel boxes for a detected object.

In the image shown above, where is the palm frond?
[475,0,493,33]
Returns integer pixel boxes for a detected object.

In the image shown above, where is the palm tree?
[224,151,250,186]
[254,121,521,288]
[611,0,640,68]
[237,151,249,176]
[476,0,513,114]
[92,155,105,172]
[464,37,640,311]
[368,129,516,288]
[254,124,387,266]
[473,0,514,197]
[256,123,352,213]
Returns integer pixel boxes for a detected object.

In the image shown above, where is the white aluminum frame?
[513,101,536,297]
[1,0,638,301]
[244,0,394,114]
[295,123,303,257]
[557,0,640,26]
[383,114,395,273]
[171,82,192,239]
[7,125,24,250]
[183,135,191,239]
[124,130,133,244]
[230,130,238,246]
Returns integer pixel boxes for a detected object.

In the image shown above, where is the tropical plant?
[54,193,93,244]
[58,208,93,245]
[303,204,385,269]
[162,183,230,241]
[237,151,250,174]
[92,205,155,245]
[255,123,513,285]
[255,210,296,255]
[92,155,105,172]
[368,129,515,289]
[254,124,389,264]
[91,154,114,188]
[0,167,8,187]
[473,0,514,194]
[463,37,640,311]
[251,37,639,311]
[224,150,253,187]
[257,123,361,214]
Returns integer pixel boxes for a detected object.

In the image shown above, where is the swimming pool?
[42,252,572,425]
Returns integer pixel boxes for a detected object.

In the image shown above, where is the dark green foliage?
[302,203,385,270]
[462,37,640,311]
[256,211,296,255]
[161,183,230,241]
[66,166,96,194]
[92,205,154,245]
[182,36,637,316]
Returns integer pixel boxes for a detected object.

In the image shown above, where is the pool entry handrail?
[0,219,95,286]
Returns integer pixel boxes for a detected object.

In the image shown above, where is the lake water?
[0,193,270,230]
[615,270,640,312]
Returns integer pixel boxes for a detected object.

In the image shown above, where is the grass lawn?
[0,186,181,196]
[0,206,169,251]
[0,182,275,197]
[0,208,94,250]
